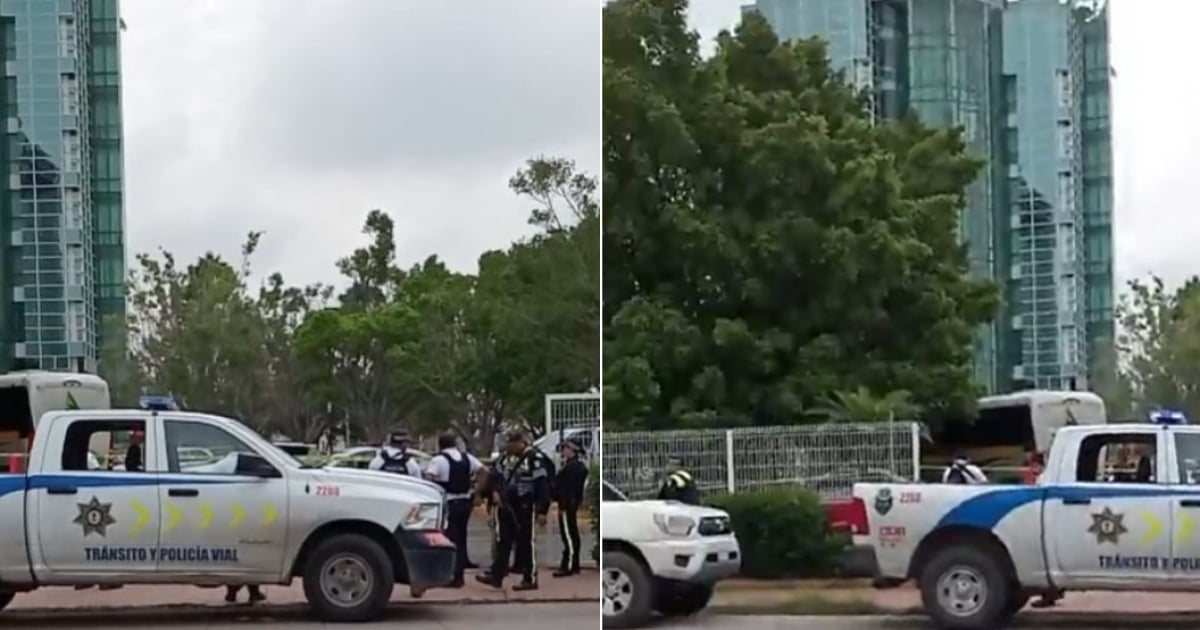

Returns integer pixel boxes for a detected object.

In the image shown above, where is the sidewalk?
[9,569,597,613]
[712,579,1200,614]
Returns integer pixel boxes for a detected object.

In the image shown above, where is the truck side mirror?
[235,452,281,478]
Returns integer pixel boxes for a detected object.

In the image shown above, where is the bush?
[706,488,845,579]
[588,464,600,562]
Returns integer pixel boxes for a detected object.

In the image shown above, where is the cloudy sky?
[120,0,600,289]
[688,0,1180,289]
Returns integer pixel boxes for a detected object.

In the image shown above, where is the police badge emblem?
[874,488,894,516]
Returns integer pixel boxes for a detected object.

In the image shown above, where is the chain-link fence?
[544,392,600,435]
[603,422,921,500]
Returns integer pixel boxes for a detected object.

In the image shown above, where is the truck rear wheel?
[302,533,395,622]
[603,550,653,628]
[654,581,713,617]
[0,590,13,611]
[919,545,1012,630]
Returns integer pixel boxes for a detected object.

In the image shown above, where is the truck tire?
[919,544,1012,630]
[603,550,653,628]
[0,590,13,611]
[302,533,396,622]
[654,581,713,617]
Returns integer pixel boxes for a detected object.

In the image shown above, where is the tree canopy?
[1101,275,1200,420]
[98,157,599,452]
[602,0,997,429]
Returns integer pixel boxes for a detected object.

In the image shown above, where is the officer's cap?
[388,429,411,443]
[559,438,584,454]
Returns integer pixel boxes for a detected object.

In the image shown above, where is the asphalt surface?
[7,602,598,629]
[652,614,1200,629]
[465,516,594,570]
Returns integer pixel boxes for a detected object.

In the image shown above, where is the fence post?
[725,430,735,493]
[910,422,921,481]
[544,395,553,436]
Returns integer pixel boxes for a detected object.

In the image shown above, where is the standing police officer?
[476,430,551,591]
[368,428,422,476]
[424,432,483,587]
[553,438,588,577]
[657,458,700,505]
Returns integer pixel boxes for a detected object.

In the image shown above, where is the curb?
[711,610,1200,628]
[4,596,598,625]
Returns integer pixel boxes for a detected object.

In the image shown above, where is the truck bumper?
[639,535,741,583]
[395,530,457,594]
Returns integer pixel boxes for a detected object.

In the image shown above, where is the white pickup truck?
[851,416,1200,629]
[0,408,457,622]
[600,481,740,628]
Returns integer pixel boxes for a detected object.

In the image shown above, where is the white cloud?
[119,0,600,288]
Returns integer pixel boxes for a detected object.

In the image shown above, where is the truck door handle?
[1062,497,1091,505]
[46,486,77,495]
[168,488,199,497]
[1181,500,1200,508]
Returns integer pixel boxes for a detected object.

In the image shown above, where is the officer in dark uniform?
[476,430,551,590]
[424,432,483,587]
[657,458,700,505]
[553,438,588,577]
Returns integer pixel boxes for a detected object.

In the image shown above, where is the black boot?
[475,574,503,589]
[512,579,538,591]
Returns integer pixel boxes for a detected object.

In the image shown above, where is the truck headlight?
[405,502,441,530]
[653,513,695,537]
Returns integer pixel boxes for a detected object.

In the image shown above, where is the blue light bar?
[1150,409,1188,425]
[139,393,179,411]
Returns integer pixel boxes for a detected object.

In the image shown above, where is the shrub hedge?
[706,488,847,579]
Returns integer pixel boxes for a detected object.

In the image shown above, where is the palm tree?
[808,386,920,424]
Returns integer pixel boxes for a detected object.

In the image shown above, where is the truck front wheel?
[0,590,13,612]
[302,533,396,622]
[602,550,653,628]
[654,581,713,617]
[919,545,1012,630]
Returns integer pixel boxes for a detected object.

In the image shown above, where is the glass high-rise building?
[0,0,126,374]
[742,0,1114,393]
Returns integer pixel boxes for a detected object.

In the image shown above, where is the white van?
[0,372,112,467]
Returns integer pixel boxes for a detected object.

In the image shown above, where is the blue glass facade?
[0,0,125,373]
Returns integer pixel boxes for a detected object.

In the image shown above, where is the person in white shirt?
[368,429,422,477]
[424,433,485,586]
[87,451,102,471]
[942,455,988,484]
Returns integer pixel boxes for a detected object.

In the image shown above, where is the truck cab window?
[1175,433,1200,484]
[1076,433,1156,483]
[164,421,257,475]
[61,420,146,472]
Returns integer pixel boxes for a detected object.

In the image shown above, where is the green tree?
[602,0,996,429]
[1115,275,1200,419]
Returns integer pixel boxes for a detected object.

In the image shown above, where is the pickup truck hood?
[308,467,446,503]
[603,500,729,520]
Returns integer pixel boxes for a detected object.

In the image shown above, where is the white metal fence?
[544,392,601,435]
[603,422,921,500]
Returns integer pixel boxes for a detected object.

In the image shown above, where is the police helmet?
[559,438,584,455]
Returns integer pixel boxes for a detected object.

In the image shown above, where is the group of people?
[368,427,590,591]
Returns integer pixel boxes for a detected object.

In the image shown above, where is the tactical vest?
[436,451,472,499]
[379,449,413,475]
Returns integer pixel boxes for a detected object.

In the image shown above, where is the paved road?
[466,517,594,570]
[7,602,597,629]
[651,614,1200,629]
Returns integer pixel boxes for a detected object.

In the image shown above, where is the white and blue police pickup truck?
[0,408,457,622]
[850,412,1200,630]
[600,481,741,629]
